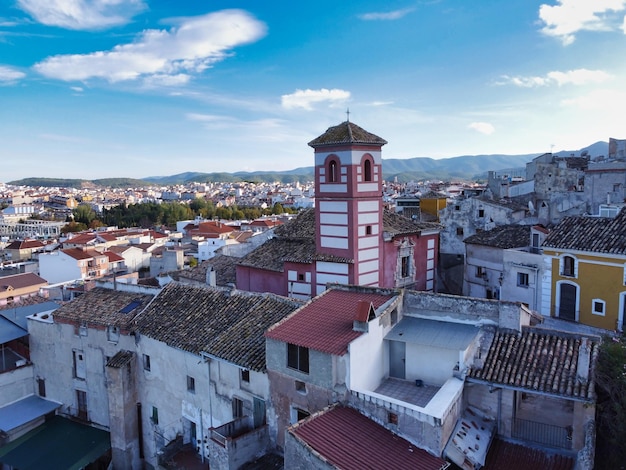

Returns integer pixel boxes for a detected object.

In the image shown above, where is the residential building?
[542,208,626,330]
[0,273,48,307]
[3,239,45,262]
[39,247,110,284]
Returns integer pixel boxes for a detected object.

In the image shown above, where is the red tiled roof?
[103,251,124,262]
[62,248,94,260]
[266,288,395,356]
[0,272,47,291]
[483,439,574,470]
[64,233,97,244]
[5,240,45,250]
[291,406,448,470]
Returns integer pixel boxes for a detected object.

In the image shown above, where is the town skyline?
[1,0,625,182]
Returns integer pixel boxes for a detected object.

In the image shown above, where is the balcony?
[512,417,572,450]
[207,416,270,470]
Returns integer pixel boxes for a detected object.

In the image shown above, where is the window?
[366,225,372,235]
[562,256,575,277]
[151,406,159,424]
[592,299,605,316]
[517,272,529,287]
[401,256,410,278]
[37,378,46,397]
[456,227,464,236]
[478,209,485,218]
[328,160,338,183]
[143,354,151,371]
[107,325,120,343]
[241,369,250,383]
[287,343,309,374]
[363,159,372,181]
[295,380,307,394]
[476,266,486,279]
[187,375,195,393]
[73,350,86,379]
[388,412,398,425]
[291,407,310,424]
[232,397,244,419]
[614,183,622,192]
[455,205,460,211]
[297,273,305,281]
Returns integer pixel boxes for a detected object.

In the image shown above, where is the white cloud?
[0,65,26,83]
[561,88,626,111]
[468,122,495,135]
[17,0,147,30]
[143,73,190,87]
[33,10,267,84]
[70,86,83,92]
[499,69,612,87]
[281,88,350,110]
[358,7,415,21]
[538,0,626,45]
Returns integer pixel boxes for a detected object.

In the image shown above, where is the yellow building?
[542,209,626,331]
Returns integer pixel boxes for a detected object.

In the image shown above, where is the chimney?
[206,266,216,287]
[576,338,591,381]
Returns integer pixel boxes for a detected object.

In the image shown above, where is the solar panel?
[119,300,142,314]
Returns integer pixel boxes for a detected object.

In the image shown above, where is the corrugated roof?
[290,406,448,470]
[266,287,397,356]
[385,317,479,350]
[307,121,387,148]
[468,328,598,401]
[133,283,302,371]
[0,395,61,432]
[484,438,574,470]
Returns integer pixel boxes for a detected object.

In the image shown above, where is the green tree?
[595,334,626,468]
[73,204,98,226]
[272,202,284,215]
[61,221,88,233]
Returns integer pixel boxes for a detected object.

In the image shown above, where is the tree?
[73,204,98,226]
[595,334,626,468]
[272,202,284,215]
[61,221,88,233]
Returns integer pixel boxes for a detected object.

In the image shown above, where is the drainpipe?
[200,351,214,444]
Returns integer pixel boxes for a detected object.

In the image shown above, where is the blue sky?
[1,0,625,182]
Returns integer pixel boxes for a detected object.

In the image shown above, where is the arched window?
[364,159,372,181]
[562,255,575,277]
[328,160,338,183]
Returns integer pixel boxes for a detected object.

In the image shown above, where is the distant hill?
[9,141,608,188]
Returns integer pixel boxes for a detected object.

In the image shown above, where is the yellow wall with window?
[546,249,625,330]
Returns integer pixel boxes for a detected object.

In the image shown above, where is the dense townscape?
[0,121,625,469]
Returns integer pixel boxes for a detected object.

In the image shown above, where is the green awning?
[0,415,110,470]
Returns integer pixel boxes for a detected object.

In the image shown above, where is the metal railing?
[512,417,572,449]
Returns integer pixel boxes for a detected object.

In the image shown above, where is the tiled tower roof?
[308,121,387,148]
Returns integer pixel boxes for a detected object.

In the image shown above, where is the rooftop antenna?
[346,108,350,122]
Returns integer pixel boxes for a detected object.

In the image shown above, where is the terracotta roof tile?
[469,328,598,401]
[463,224,530,249]
[52,287,155,328]
[543,209,626,254]
[290,406,448,470]
[133,283,302,371]
[174,254,237,286]
[239,207,436,271]
[308,121,388,148]
[106,350,134,368]
[0,273,47,291]
[266,287,397,356]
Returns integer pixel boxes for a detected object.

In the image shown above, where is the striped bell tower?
[308,120,386,294]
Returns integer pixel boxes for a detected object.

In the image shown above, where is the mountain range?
[9,141,608,188]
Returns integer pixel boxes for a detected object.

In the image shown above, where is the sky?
[1,0,626,182]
